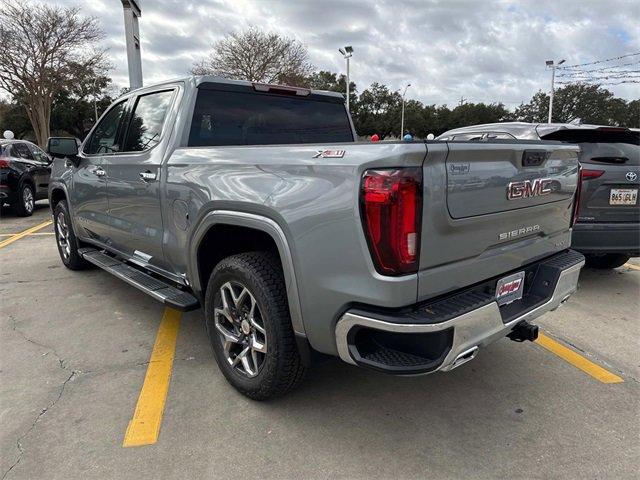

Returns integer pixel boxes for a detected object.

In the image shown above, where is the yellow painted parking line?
[123,308,182,447]
[0,232,55,237]
[623,263,640,271]
[536,332,623,384]
[0,220,53,249]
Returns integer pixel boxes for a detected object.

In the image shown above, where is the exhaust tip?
[450,346,479,370]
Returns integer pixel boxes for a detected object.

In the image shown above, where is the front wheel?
[584,253,630,269]
[204,252,306,400]
[53,200,92,270]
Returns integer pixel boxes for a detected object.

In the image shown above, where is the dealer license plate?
[496,271,525,306]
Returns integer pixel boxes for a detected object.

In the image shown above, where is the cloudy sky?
[58,0,639,107]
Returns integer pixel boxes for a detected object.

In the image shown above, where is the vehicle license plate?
[609,188,638,206]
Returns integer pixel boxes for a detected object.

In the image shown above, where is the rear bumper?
[335,250,585,374]
[572,222,640,256]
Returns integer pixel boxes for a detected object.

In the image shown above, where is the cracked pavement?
[1,205,639,479]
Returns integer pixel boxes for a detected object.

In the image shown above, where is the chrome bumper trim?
[335,259,584,372]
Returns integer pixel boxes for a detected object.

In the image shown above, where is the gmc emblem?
[507,178,553,200]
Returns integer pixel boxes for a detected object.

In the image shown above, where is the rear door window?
[188,88,353,146]
[541,129,640,166]
[123,90,174,152]
[13,142,34,160]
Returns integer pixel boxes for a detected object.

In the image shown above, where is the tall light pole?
[546,58,565,123]
[93,77,99,123]
[400,83,411,136]
[121,0,143,90]
[338,46,353,112]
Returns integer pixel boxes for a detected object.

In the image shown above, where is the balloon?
[3,130,15,140]
[371,134,380,142]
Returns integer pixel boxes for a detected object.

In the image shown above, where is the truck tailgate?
[417,141,580,302]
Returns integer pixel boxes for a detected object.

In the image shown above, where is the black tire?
[204,251,306,400]
[53,200,92,270]
[13,182,35,217]
[584,253,630,270]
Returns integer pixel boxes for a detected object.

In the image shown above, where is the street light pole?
[121,0,143,90]
[339,46,353,113]
[546,59,565,123]
[93,77,99,123]
[400,83,411,136]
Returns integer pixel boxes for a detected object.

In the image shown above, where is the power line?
[559,72,640,80]
[556,79,640,86]
[557,61,640,77]
[558,52,640,70]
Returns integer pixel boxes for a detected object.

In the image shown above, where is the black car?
[437,123,639,269]
[0,139,52,216]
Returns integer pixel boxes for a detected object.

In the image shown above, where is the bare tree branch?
[0,0,108,146]
[190,27,314,86]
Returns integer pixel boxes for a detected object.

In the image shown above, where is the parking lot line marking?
[0,232,55,237]
[623,263,640,271]
[536,332,623,384]
[0,220,52,249]
[123,308,182,447]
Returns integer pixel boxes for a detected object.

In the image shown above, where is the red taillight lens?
[571,165,583,226]
[360,168,422,275]
[0,158,10,168]
[581,169,604,180]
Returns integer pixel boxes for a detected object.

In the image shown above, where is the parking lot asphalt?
[1,204,639,479]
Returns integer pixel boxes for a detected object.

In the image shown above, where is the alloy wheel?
[56,211,71,260]
[214,281,267,378]
[23,187,34,214]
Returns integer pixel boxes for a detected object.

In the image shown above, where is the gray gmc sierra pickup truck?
[47,76,585,399]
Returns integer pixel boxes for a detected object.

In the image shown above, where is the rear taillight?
[360,168,422,275]
[0,158,10,168]
[572,165,584,226]
[581,169,604,180]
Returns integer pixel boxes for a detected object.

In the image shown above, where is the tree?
[0,1,107,146]
[514,84,638,126]
[307,70,357,106]
[0,97,32,139]
[191,27,314,86]
[353,83,402,138]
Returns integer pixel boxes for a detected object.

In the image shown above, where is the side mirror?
[47,137,78,159]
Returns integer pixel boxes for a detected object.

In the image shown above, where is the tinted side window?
[188,89,354,146]
[123,90,174,152]
[485,132,516,140]
[28,143,50,162]
[85,101,127,155]
[13,143,34,160]
[452,133,484,141]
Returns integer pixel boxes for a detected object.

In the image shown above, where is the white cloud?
[50,0,640,105]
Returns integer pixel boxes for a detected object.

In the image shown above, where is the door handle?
[93,166,106,177]
[139,170,157,182]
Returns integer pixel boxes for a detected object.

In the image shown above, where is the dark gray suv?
[438,123,639,269]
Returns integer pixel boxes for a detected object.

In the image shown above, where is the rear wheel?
[14,183,34,217]
[584,253,630,269]
[53,200,92,270]
[204,252,306,400]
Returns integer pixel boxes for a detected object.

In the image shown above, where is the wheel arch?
[189,210,306,337]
